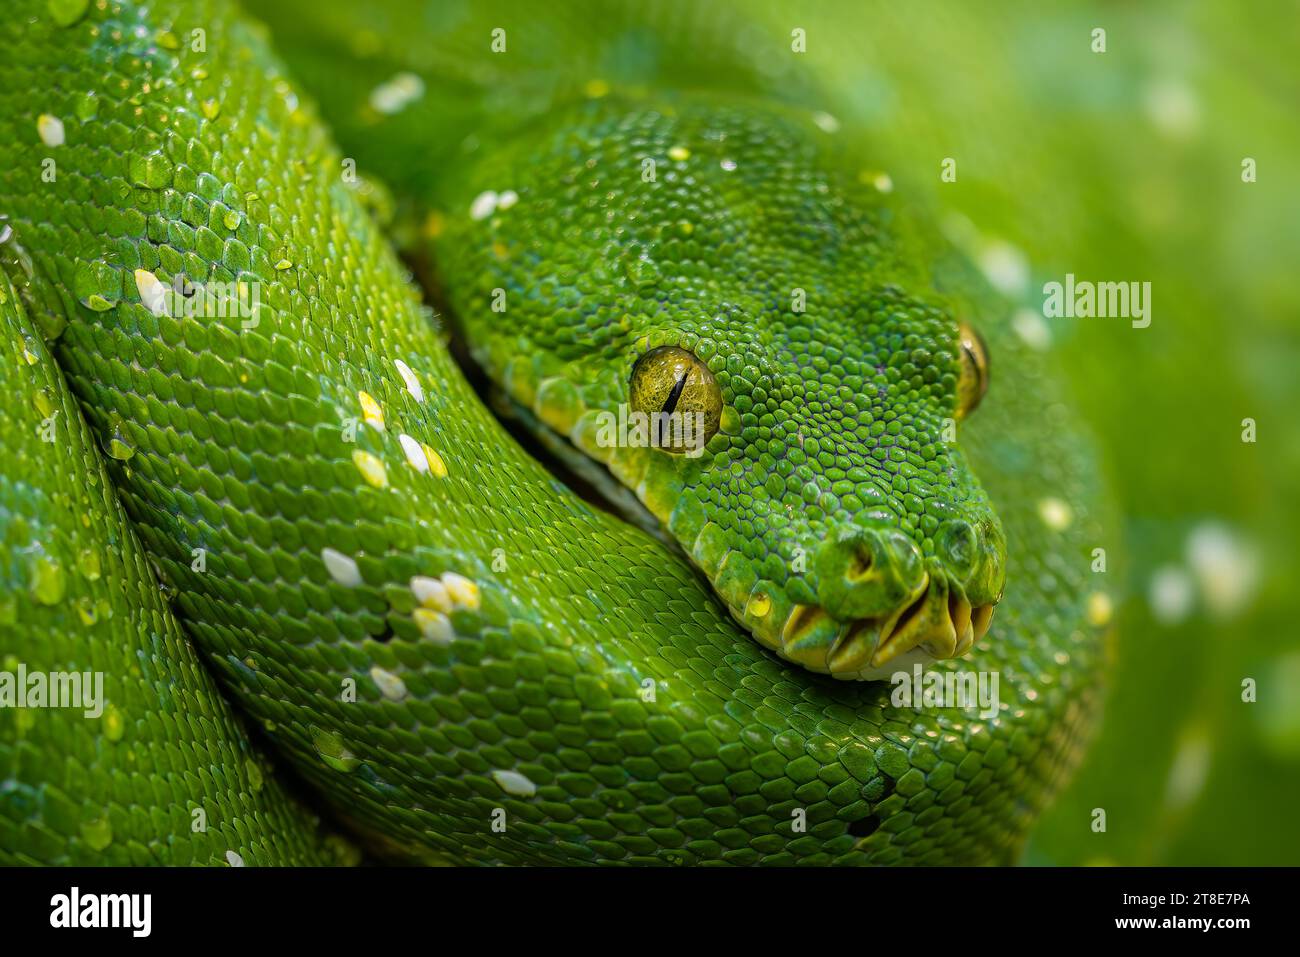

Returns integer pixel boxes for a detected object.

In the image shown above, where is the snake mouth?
[773,574,996,680]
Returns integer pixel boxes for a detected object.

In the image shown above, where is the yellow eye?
[628,346,723,454]
[955,322,989,419]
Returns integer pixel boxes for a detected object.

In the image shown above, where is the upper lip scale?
[824,571,931,668]
[821,588,996,673]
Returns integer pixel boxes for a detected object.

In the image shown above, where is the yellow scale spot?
[667,146,691,162]
[441,572,481,611]
[423,443,448,478]
[358,390,385,430]
[747,592,773,618]
[351,449,388,488]
[584,79,610,98]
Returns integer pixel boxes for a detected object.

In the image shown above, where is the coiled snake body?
[0,0,1110,865]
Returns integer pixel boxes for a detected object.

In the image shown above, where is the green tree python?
[0,0,1112,865]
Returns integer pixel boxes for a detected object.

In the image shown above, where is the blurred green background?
[256,0,1300,864]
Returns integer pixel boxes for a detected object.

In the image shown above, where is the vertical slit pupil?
[659,371,690,445]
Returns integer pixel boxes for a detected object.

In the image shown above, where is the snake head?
[437,96,1007,679]
[613,296,1005,680]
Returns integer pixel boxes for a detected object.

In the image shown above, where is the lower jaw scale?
[774,598,998,680]
[774,605,843,673]
[774,605,891,677]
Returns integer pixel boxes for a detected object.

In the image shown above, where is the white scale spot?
[37,114,64,147]
[394,358,424,403]
[134,269,169,317]
[321,547,362,587]
[492,770,537,797]
[411,573,481,644]
[496,189,518,210]
[410,575,451,611]
[225,850,245,867]
[399,433,429,473]
[369,666,408,702]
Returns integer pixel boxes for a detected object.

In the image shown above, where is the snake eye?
[628,346,723,453]
[955,322,990,419]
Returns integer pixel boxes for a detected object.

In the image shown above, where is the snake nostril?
[814,526,927,622]
[846,542,874,580]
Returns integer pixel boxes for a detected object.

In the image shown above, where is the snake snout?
[778,568,998,680]
[812,526,927,622]
[772,523,1002,679]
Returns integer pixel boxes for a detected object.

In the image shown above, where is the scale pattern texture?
[0,0,1109,864]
